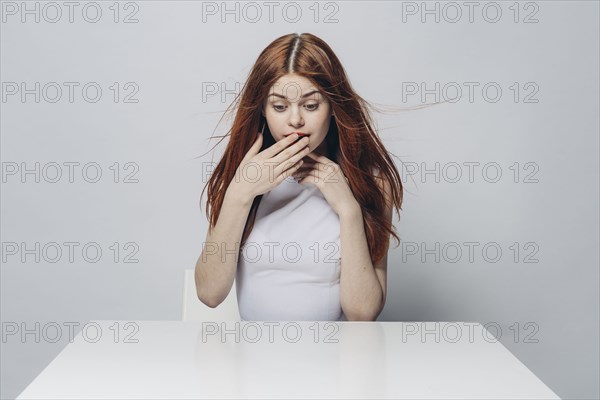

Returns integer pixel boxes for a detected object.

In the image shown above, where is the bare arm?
[194,132,310,308]
[194,186,253,308]
[339,175,393,321]
[338,206,385,320]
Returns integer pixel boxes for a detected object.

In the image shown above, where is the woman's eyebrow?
[268,90,320,99]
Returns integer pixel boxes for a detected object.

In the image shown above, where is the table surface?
[17,320,560,399]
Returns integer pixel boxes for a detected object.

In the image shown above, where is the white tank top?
[236,174,347,321]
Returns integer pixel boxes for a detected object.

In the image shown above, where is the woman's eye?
[271,103,319,112]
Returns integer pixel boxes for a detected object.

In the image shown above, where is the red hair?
[200,33,404,264]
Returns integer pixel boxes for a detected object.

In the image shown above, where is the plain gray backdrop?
[1,1,598,399]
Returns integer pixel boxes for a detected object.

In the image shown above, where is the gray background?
[1,1,598,399]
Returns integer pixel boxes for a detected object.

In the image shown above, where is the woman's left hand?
[292,152,360,217]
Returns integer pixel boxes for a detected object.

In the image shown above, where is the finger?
[297,171,319,185]
[243,132,263,161]
[263,133,301,159]
[282,159,304,180]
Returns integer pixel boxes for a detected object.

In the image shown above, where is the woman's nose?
[288,107,304,127]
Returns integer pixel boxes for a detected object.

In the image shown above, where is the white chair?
[181,269,241,321]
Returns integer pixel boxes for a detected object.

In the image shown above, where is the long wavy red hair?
[200,32,404,265]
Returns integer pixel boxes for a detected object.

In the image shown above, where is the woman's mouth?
[285,132,309,137]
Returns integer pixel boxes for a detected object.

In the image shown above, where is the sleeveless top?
[235,173,347,321]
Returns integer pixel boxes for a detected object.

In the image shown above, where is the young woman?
[195,33,403,321]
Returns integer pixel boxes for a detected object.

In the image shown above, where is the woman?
[195,33,403,321]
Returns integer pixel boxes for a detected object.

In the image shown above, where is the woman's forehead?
[269,75,317,94]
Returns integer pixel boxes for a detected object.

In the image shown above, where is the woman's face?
[263,73,331,157]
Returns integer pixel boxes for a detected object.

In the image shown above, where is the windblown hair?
[201,32,404,264]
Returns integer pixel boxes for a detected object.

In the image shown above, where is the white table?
[17,320,560,399]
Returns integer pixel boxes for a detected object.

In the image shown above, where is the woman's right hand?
[229,132,311,200]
